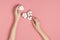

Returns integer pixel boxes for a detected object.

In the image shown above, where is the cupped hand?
[14,5,21,21]
[31,16,41,30]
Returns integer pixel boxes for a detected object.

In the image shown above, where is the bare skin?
[9,5,50,40]
[31,17,50,40]
[9,6,20,40]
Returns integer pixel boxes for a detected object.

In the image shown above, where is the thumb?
[15,5,20,15]
[31,16,40,27]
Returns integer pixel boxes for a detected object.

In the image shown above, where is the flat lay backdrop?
[0,0,60,40]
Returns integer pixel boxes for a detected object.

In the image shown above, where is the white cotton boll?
[27,10,32,20]
[27,16,32,20]
[27,10,32,16]
[22,13,27,19]
[19,5,24,10]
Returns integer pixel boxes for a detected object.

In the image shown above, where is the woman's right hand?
[31,16,50,40]
[31,16,41,31]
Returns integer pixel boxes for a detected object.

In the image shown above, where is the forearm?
[8,5,21,40]
[37,27,50,40]
[9,21,18,40]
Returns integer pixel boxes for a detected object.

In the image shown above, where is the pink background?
[0,0,60,40]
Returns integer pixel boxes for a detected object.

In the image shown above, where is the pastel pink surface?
[0,0,60,40]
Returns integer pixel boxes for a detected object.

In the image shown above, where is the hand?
[31,16,50,40]
[31,16,41,30]
[9,5,21,40]
[14,5,20,21]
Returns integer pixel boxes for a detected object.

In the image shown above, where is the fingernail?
[18,5,24,10]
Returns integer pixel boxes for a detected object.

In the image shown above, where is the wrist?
[15,18,20,21]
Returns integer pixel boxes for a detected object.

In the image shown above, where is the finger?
[31,16,40,26]
[33,16,39,22]
[15,5,20,14]
[31,19,36,27]
[31,16,37,26]
[32,16,38,22]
